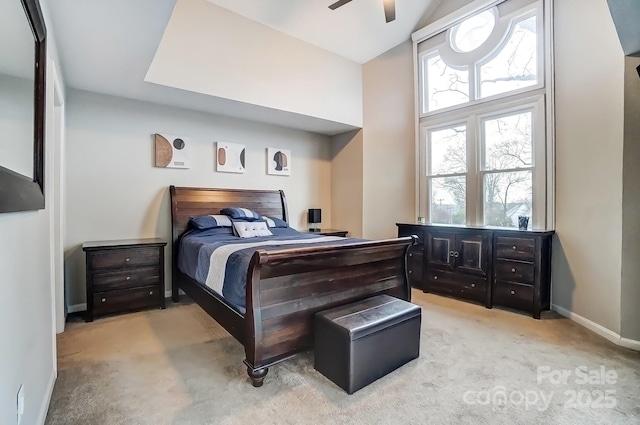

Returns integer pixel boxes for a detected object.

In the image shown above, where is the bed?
[170,186,416,386]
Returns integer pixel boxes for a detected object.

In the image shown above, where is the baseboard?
[552,304,640,352]
[67,290,175,313]
[619,337,640,351]
[36,369,56,425]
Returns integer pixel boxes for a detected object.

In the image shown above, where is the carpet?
[46,290,640,425]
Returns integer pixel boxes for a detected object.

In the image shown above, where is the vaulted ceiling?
[48,0,441,134]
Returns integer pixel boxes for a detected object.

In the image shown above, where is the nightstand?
[304,229,349,237]
[82,238,167,322]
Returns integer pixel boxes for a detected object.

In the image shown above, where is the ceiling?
[206,0,439,64]
[47,0,440,135]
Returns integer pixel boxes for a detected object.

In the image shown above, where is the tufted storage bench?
[314,294,421,394]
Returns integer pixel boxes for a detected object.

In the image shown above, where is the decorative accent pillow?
[262,216,288,228]
[232,221,273,238]
[220,207,262,221]
[189,214,233,230]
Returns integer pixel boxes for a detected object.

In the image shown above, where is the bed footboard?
[243,236,416,385]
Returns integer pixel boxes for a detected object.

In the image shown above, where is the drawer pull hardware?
[511,268,516,273]
[101,298,106,303]
[125,258,130,262]
[510,290,516,295]
[453,251,459,258]
[408,270,413,274]
[409,253,413,257]
[512,245,517,250]
[149,291,154,295]
[449,250,455,257]
[126,276,130,280]
[434,276,438,280]
[471,283,475,288]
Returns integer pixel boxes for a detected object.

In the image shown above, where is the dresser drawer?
[407,247,423,288]
[92,266,160,292]
[89,247,160,270]
[427,270,487,303]
[495,259,534,284]
[93,285,161,316]
[493,281,534,313]
[495,237,535,261]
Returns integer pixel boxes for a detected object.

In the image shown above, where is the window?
[415,0,551,230]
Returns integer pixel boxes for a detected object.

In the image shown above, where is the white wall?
[331,129,364,237]
[145,0,363,128]
[361,41,416,239]
[64,90,333,308]
[0,0,65,422]
[552,0,624,333]
[621,56,640,341]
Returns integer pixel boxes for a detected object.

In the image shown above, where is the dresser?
[397,224,554,319]
[83,238,167,322]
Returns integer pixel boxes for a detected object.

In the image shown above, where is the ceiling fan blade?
[383,0,396,23]
[328,0,353,10]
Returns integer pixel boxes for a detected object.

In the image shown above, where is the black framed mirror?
[0,0,46,213]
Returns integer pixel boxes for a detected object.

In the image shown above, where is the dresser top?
[82,238,167,250]
[396,223,555,236]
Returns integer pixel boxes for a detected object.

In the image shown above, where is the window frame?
[412,0,554,230]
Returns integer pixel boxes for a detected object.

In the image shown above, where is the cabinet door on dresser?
[425,230,491,305]
[397,224,425,289]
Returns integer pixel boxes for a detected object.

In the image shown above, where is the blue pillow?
[189,214,233,230]
[262,216,288,228]
[220,207,262,221]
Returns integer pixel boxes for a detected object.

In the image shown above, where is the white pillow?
[232,221,273,238]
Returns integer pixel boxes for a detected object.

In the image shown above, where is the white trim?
[552,304,640,352]
[68,290,176,314]
[412,0,509,43]
[36,370,56,425]
[620,338,640,351]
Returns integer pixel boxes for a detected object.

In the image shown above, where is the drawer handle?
[125,276,131,281]
[149,291,154,295]
[510,290,516,295]
[471,283,475,288]
[409,253,413,257]
[408,270,413,274]
[125,258,130,262]
[512,245,517,250]
[511,268,516,273]
[434,276,438,280]
[449,250,455,257]
[101,298,106,303]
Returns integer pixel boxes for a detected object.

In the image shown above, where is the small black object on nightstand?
[82,238,167,322]
[303,229,348,237]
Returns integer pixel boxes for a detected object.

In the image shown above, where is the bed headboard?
[169,186,289,245]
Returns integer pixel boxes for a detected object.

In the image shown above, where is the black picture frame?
[0,0,47,213]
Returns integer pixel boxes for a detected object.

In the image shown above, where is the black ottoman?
[314,294,421,394]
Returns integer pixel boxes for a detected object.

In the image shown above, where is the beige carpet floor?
[46,290,640,425]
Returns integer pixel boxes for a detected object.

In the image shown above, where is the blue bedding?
[177,227,363,313]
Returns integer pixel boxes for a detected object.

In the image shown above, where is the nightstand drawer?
[495,259,534,284]
[93,266,160,292]
[89,247,159,270]
[495,237,535,261]
[493,281,534,312]
[93,285,161,316]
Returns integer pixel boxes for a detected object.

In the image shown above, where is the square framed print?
[155,133,191,169]
[267,147,291,176]
[216,142,245,173]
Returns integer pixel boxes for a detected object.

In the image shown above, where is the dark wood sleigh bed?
[170,186,416,387]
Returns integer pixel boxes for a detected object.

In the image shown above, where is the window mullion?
[467,115,479,226]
